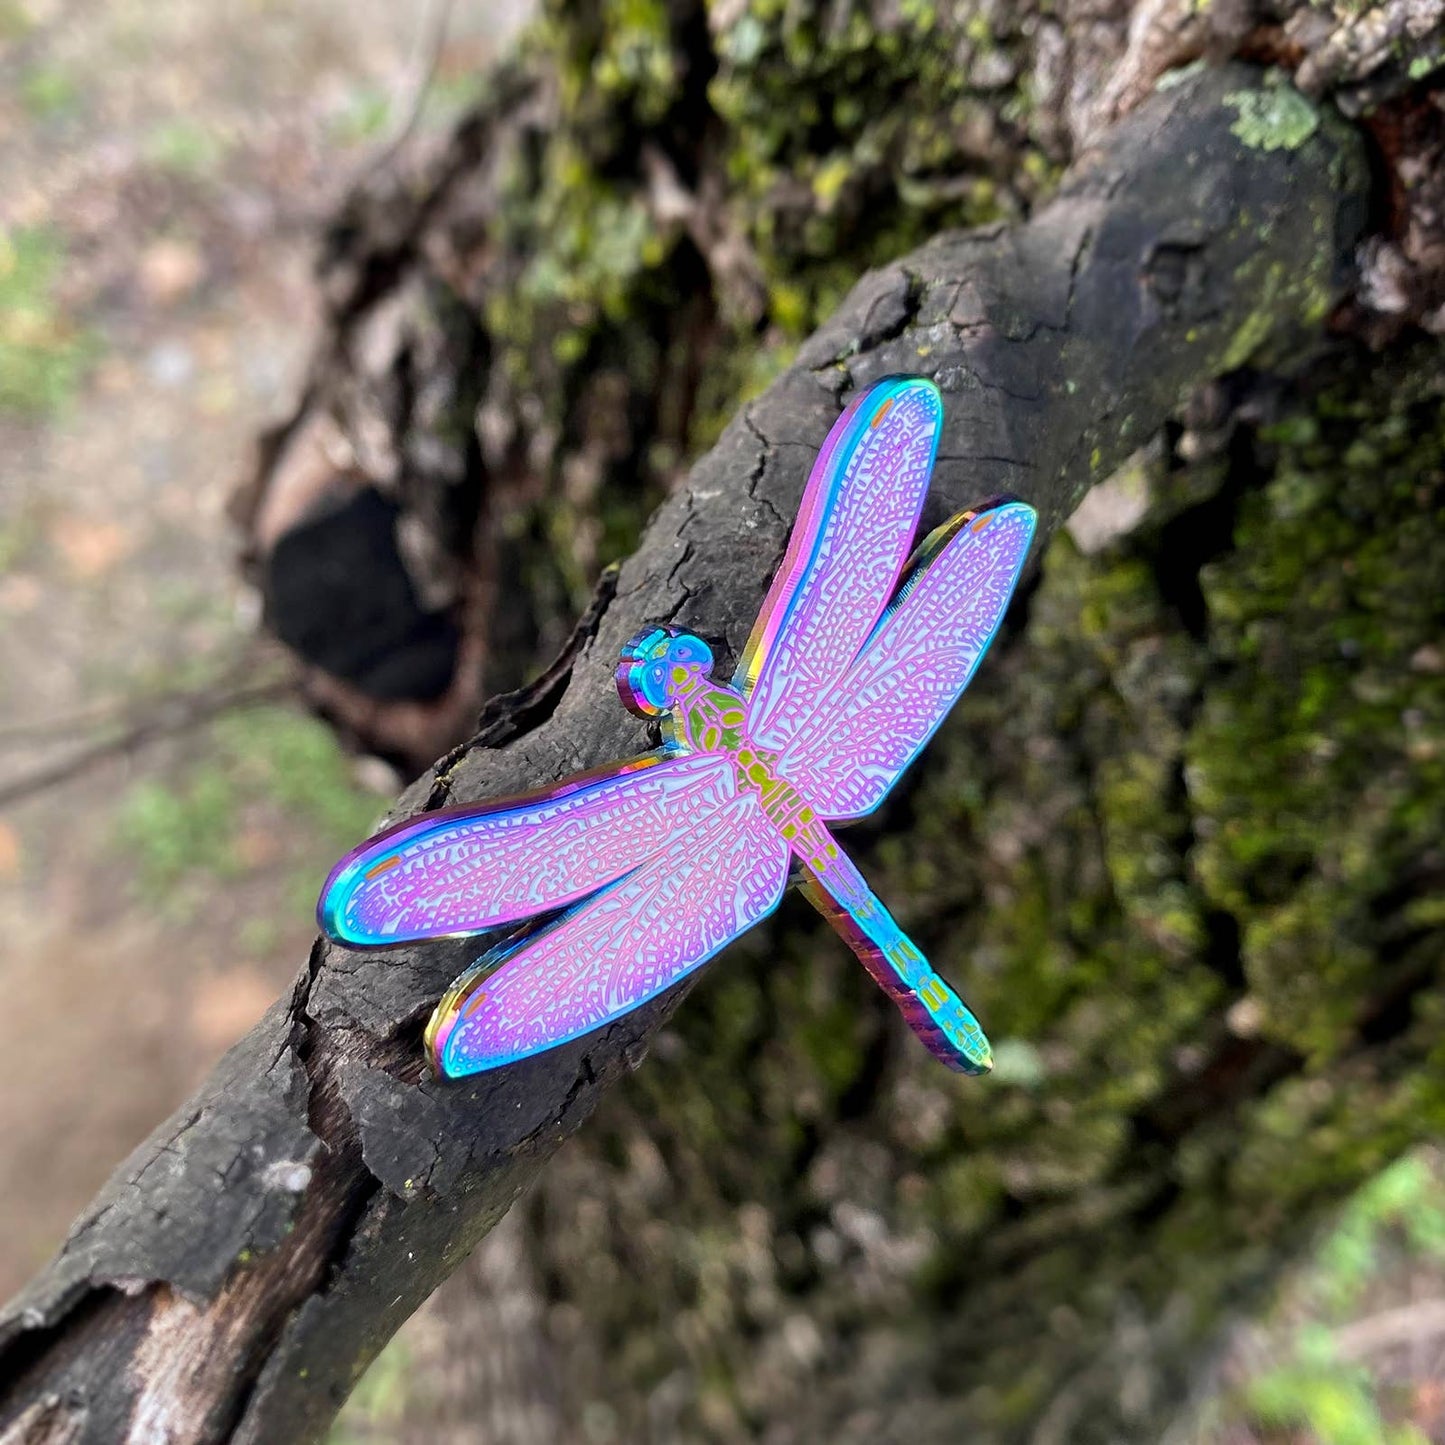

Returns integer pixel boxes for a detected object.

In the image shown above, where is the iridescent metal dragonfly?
[319,377,1036,1078]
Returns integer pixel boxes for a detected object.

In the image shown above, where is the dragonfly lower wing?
[428,789,790,1076]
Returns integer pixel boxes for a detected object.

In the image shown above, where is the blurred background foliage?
[0,0,527,1313]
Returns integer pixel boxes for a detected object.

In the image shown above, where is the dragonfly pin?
[319,377,1036,1077]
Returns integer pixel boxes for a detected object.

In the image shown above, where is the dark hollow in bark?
[0,67,1367,1445]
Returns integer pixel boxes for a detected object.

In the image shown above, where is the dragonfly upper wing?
[778,500,1036,819]
[738,377,942,753]
[428,788,789,1075]
[319,750,736,945]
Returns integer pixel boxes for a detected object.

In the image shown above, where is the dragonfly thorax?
[618,625,832,857]
[672,682,827,850]
[673,683,747,753]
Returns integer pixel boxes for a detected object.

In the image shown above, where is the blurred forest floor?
[1,3,1443,1443]
[0,0,526,1297]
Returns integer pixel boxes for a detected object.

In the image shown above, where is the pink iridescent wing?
[319,751,735,945]
[778,500,1036,819]
[737,377,942,753]
[427,789,789,1075]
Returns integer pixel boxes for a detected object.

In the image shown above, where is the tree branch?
[0,66,1368,1445]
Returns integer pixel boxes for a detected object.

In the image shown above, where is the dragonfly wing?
[738,377,942,753]
[319,750,736,945]
[779,500,1036,819]
[428,789,789,1075]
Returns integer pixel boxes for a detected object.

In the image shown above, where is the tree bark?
[0,64,1374,1444]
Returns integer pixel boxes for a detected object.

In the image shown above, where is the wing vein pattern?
[436,789,790,1072]
[321,751,736,944]
[739,379,942,755]
[779,501,1036,819]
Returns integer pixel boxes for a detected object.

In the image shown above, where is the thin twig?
[360,0,457,180]
[0,674,300,811]
[0,662,276,749]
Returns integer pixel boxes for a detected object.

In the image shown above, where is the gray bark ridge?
[0,65,1367,1445]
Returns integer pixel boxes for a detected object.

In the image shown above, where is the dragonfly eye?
[668,633,714,676]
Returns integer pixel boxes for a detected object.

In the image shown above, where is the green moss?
[1189,357,1445,1059]
[117,768,243,895]
[20,62,81,121]
[144,118,227,176]
[217,707,379,847]
[1184,1151,1445,1444]
[0,227,97,416]
[1217,255,1336,374]
[115,705,376,913]
[1220,297,1278,372]
[329,84,392,144]
[1225,76,1321,153]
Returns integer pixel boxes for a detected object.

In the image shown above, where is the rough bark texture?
[0,63,1379,1444]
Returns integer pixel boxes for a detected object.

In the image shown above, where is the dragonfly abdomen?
[676,678,989,1071]
[754,775,817,842]
[796,827,994,1076]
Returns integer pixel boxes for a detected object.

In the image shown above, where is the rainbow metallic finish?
[318,377,1037,1078]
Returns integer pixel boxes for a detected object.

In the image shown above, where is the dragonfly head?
[616,626,715,718]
